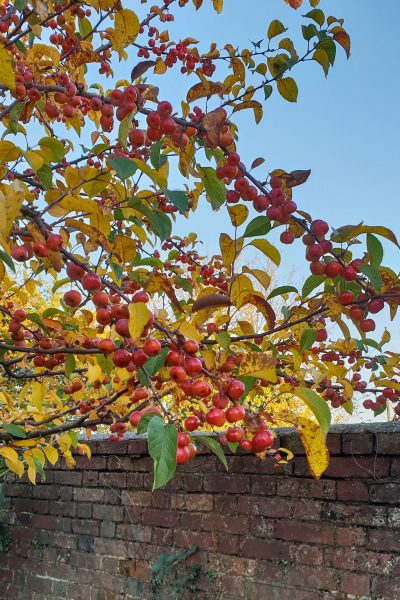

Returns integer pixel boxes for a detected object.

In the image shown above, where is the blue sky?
[153,0,400,275]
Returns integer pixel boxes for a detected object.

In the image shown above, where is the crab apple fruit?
[97,339,116,355]
[191,379,212,397]
[143,338,162,356]
[167,351,183,366]
[63,290,81,307]
[324,260,341,278]
[33,241,49,257]
[311,219,329,238]
[132,349,148,367]
[13,310,26,323]
[176,446,190,464]
[226,426,244,443]
[8,320,21,333]
[132,291,150,303]
[185,357,202,376]
[187,443,197,459]
[92,291,109,307]
[226,404,246,423]
[368,298,384,314]
[46,233,63,251]
[341,265,357,281]
[66,261,85,280]
[227,379,245,400]
[96,308,112,325]
[310,261,325,275]
[212,393,229,409]
[280,230,295,244]
[183,339,199,354]
[185,415,201,432]
[11,245,29,262]
[115,319,130,337]
[360,318,376,332]
[169,366,186,382]
[240,439,253,451]
[206,408,226,427]
[157,100,173,118]
[252,429,275,452]
[305,244,323,262]
[82,272,102,291]
[270,188,285,205]
[113,349,131,368]
[339,290,355,305]
[316,328,327,342]
[349,305,364,320]
[177,432,190,447]
[129,411,143,428]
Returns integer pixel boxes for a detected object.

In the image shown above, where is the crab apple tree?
[0,0,399,492]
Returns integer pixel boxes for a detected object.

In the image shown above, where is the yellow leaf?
[0,180,27,238]
[31,381,44,410]
[250,238,281,266]
[213,0,223,12]
[334,224,400,249]
[87,362,103,384]
[0,446,19,464]
[76,443,91,459]
[5,458,24,478]
[0,45,15,90]
[113,235,137,264]
[297,416,329,479]
[219,233,244,268]
[0,261,4,283]
[175,320,202,342]
[231,273,254,305]
[22,150,45,172]
[232,100,263,123]
[227,204,248,227]
[277,77,298,102]
[128,302,150,340]
[237,293,276,330]
[154,59,167,74]
[106,9,140,54]
[132,158,168,188]
[242,267,271,290]
[0,140,20,163]
[237,352,277,382]
[44,445,58,465]
[27,465,37,485]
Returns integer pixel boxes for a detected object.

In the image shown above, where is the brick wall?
[0,423,399,600]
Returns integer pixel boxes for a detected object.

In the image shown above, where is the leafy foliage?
[0,0,397,491]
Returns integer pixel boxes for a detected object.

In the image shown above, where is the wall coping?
[79,420,400,443]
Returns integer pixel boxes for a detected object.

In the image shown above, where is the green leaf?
[358,263,382,291]
[295,387,331,436]
[300,328,317,353]
[367,234,383,268]
[65,354,76,379]
[42,308,63,319]
[242,216,271,238]
[267,19,287,40]
[304,9,325,26]
[26,313,50,335]
[277,77,298,103]
[268,285,298,300]
[69,431,79,448]
[197,436,228,470]
[227,442,239,454]
[148,211,172,241]
[148,416,178,490]
[6,102,25,135]
[108,157,138,180]
[302,23,319,41]
[215,332,231,350]
[118,113,132,148]
[144,347,169,377]
[237,375,257,399]
[0,484,5,504]
[162,188,188,213]
[1,424,26,438]
[199,166,226,210]
[137,412,160,434]
[363,338,382,351]
[36,164,53,189]
[0,248,15,272]
[96,353,114,376]
[318,38,336,66]
[150,141,168,170]
[78,16,93,39]
[39,137,66,162]
[33,457,46,481]
[263,84,273,100]
[302,274,325,298]
[313,48,330,76]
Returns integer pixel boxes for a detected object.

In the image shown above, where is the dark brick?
[241,538,290,560]
[342,433,374,454]
[370,483,400,504]
[376,432,400,454]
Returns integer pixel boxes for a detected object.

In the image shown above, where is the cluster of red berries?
[339,290,385,333]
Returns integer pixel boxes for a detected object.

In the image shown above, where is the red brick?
[220,575,245,598]
[241,538,290,560]
[322,501,386,527]
[202,514,248,535]
[325,547,397,575]
[216,533,240,554]
[180,511,202,530]
[290,543,323,566]
[254,497,292,518]
[73,488,105,503]
[92,504,124,522]
[341,572,370,596]
[249,516,274,538]
[287,565,340,590]
[276,478,336,499]
[336,480,369,501]
[141,508,179,528]
[369,527,400,552]
[174,529,216,551]
[171,493,213,512]
[275,520,335,545]
[121,491,152,507]
[203,473,250,493]
[250,475,276,495]
[324,456,389,478]
[342,433,374,454]
[334,526,366,547]
[372,576,400,600]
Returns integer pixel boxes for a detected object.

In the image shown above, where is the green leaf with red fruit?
[148,416,178,490]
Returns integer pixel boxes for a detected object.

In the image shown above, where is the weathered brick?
[370,482,400,504]
[241,538,291,560]
[202,514,248,535]
[275,520,335,545]
[93,504,124,522]
[337,480,369,502]
[341,572,370,596]
[376,432,400,454]
[342,433,374,454]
